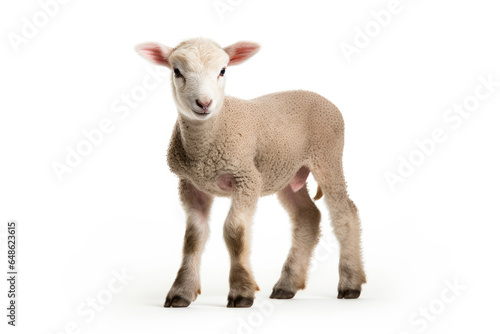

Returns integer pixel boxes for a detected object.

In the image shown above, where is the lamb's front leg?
[164,180,213,308]
[223,177,261,308]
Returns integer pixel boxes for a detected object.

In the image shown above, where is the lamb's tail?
[313,185,323,200]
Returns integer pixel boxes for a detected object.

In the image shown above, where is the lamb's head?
[135,38,260,120]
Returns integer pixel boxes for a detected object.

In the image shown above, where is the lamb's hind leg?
[164,179,213,307]
[270,185,321,299]
[314,163,366,299]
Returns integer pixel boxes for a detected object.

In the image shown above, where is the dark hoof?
[337,289,361,299]
[270,288,296,299]
[227,296,254,308]
[164,295,191,308]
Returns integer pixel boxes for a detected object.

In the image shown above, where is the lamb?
[134,38,366,308]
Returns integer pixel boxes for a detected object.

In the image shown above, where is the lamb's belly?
[260,165,310,196]
[183,166,309,198]
[188,172,287,197]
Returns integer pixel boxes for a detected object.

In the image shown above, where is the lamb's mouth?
[192,109,211,116]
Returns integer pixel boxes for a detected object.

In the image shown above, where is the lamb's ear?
[224,41,260,66]
[134,42,173,68]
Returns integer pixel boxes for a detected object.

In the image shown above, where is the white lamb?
[135,37,366,308]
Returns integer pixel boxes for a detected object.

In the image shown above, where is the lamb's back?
[221,91,344,194]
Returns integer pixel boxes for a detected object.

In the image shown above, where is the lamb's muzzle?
[135,37,366,308]
[196,99,212,110]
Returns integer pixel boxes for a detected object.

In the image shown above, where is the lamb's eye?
[173,68,182,78]
[219,68,226,76]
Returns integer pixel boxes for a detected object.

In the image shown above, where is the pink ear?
[224,41,260,66]
[134,42,173,67]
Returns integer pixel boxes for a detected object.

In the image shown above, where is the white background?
[1,0,500,333]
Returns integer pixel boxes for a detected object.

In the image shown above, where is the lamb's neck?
[177,114,218,159]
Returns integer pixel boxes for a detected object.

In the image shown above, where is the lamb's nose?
[196,99,213,110]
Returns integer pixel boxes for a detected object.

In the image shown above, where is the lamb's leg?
[314,164,366,299]
[270,185,321,299]
[224,186,260,307]
[164,180,213,307]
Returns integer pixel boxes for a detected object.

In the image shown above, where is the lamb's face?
[168,42,229,120]
[135,38,260,121]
